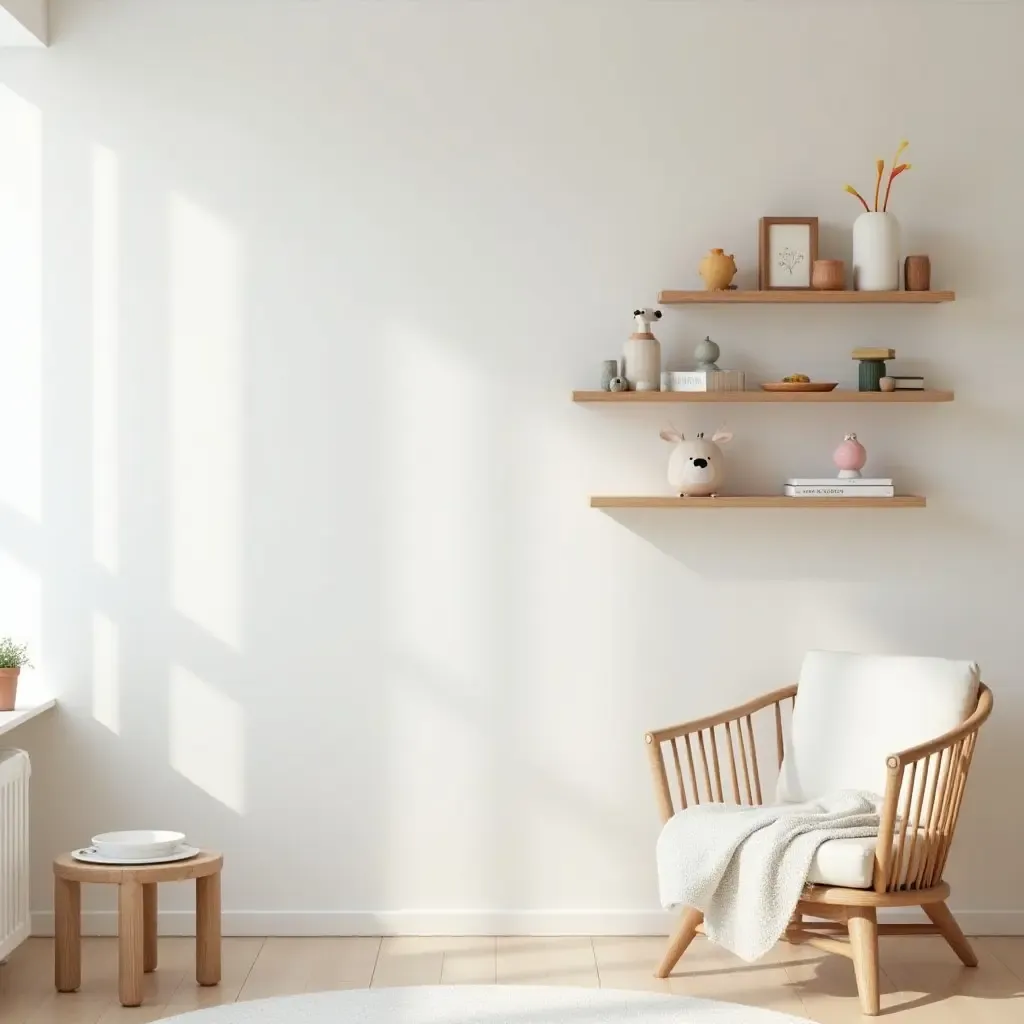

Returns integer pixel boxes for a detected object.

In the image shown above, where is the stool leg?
[118,879,144,1007]
[54,876,81,993]
[196,871,221,986]
[143,883,158,972]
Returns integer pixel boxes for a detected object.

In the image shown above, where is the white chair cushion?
[778,651,979,803]
[806,828,929,889]
[806,835,877,888]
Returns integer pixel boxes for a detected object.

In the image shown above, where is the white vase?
[623,332,661,391]
[852,212,900,291]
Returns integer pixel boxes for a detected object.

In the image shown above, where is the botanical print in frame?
[759,217,819,290]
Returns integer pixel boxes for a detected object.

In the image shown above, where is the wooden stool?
[53,850,223,1008]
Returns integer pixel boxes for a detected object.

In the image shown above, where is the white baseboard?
[31,908,1024,937]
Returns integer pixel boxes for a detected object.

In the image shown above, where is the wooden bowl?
[761,381,839,393]
[812,260,846,291]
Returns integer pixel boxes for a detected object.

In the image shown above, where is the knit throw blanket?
[657,791,881,962]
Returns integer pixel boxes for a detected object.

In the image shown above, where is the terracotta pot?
[904,255,931,292]
[0,667,20,712]
[699,248,737,291]
[811,259,845,291]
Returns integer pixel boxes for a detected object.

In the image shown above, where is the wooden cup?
[905,255,931,292]
[811,259,845,291]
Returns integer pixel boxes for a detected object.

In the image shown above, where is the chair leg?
[847,907,880,1017]
[655,907,703,979]
[925,901,978,967]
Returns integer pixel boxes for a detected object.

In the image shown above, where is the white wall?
[1,0,1022,935]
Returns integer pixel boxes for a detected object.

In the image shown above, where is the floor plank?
[592,936,672,993]
[496,937,599,988]
[663,936,811,1018]
[2,934,1022,1021]
[239,937,377,1001]
[370,937,445,988]
[981,936,1024,982]
[168,937,264,1009]
[439,938,497,985]
[875,935,1024,1022]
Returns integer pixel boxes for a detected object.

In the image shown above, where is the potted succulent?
[0,637,31,712]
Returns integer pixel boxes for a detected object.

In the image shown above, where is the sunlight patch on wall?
[382,327,493,900]
[169,195,243,650]
[385,327,483,677]
[92,145,119,573]
[0,85,41,521]
[169,666,245,813]
[91,610,119,734]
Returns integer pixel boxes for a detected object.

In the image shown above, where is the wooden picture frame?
[759,217,819,290]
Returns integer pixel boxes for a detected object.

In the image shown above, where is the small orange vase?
[0,667,20,712]
[699,249,737,291]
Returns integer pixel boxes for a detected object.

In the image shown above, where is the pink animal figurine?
[833,433,867,478]
[660,426,733,497]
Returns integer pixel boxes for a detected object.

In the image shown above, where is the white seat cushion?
[778,651,979,804]
[806,835,877,888]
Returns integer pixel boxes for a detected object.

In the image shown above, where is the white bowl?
[91,830,186,860]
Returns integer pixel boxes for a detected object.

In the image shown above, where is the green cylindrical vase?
[858,359,887,392]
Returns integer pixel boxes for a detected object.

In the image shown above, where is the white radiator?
[0,749,31,961]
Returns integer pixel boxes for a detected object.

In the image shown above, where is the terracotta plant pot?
[0,667,20,712]
[812,259,845,291]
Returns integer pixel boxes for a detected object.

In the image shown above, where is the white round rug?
[157,986,814,1023]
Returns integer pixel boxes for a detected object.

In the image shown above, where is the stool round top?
[54,850,222,883]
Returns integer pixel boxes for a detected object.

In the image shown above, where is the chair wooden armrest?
[871,683,992,893]
[645,685,797,821]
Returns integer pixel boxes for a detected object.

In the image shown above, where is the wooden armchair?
[645,655,992,1017]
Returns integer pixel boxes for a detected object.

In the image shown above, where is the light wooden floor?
[1,934,1023,1022]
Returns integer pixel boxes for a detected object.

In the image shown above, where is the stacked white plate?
[72,830,200,865]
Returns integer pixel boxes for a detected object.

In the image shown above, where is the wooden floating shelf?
[591,495,926,509]
[573,390,953,404]
[657,290,955,305]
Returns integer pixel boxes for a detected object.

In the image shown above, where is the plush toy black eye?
[633,309,642,316]
[655,310,663,319]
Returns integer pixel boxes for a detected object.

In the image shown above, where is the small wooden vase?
[0,667,20,712]
[905,255,931,292]
[812,259,845,291]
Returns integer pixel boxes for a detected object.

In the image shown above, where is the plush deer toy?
[660,426,733,497]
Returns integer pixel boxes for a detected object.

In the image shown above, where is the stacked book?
[785,477,894,498]
[661,370,745,392]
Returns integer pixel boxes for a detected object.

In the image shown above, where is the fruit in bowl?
[782,374,810,383]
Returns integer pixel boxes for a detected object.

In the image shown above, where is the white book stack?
[661,370,745,392]
[784,477,894,498]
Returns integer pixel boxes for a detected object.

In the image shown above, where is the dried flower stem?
[882,140,910,213]
[844,184,870,213]
[883,163,910,213]
[873,159,884,212]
